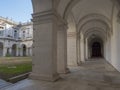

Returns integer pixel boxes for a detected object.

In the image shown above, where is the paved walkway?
[0,79,11,89]
[2,59,120,90]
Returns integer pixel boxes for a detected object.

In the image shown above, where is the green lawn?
[0,57,32,81]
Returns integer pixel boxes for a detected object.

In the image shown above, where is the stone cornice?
[32,9,67,26]
[0,37,18,41]
[32,10,59,24]
[67,32,76,37]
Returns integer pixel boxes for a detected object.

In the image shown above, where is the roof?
[0,16,18,25]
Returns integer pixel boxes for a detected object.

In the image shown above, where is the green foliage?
[5,53,11,57]
[0,57,32,81]
[0,63,32,81]
[0,63,32,75]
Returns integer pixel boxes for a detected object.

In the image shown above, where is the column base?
[58,68,70,74]
[81,61,86,63]
[77,61,82,66]
[65,68,70,74]
[29,73,60,82]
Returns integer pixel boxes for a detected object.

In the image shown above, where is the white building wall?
[105,5,120,72]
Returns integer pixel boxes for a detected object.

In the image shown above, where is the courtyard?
[1,59,120,90]
[0,57,32,82]
[1,0,120,90]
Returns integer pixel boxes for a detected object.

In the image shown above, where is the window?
[0,27,4,29]
[14,30,17,38]
[23,31,26,39]
[0,31,3,36]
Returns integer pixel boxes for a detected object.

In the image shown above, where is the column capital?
[117,11,120,23]
[32,10,58,24]
[57,17,68,31]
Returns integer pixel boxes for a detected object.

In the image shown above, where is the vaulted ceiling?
[57,0,118,40]
[57,0,118,24]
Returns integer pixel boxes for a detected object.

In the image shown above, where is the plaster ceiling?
[57,0,114,24]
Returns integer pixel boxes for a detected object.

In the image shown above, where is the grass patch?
[0,63,32,81]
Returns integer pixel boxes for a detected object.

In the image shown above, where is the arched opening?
[0,0,34,84]
[12,44,17,56]
[91,42,102,58]
[22,44,26,56]
[0,42,3,56]
[6,48,10,55]
[88,37,104,59]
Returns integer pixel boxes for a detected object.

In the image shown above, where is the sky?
[0,0,33,23]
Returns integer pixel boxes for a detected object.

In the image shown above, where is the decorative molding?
[117,11,120,23]
[32,9,67,25]
[67,32,76,37]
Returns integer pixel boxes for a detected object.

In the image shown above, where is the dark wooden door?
[92,42,102,57]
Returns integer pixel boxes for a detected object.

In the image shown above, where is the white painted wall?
[106,6,120,72]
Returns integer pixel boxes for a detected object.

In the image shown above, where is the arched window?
[23,31,26,39]
[14,30,17,38]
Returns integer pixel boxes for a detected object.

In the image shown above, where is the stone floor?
[0,79,11,89]
[2,59,120,90]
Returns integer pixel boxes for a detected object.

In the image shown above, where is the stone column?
[9,47,12,56]
[30,47,32,56]
[20,48,23,56]
[57,22,69,74]
[26,48,29,56]
[80,34,85,62]
[30,0,60,81]
[76,34,81,65]
[85,38,88,60]
[16,45,19,56]
[18,48,21,56]
[3,47,7,56]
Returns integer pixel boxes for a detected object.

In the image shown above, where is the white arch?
[77,14,111,33]
[84,28,107,42]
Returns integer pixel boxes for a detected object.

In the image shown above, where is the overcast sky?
[0,0,33,23]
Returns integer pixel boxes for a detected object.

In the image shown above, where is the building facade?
[0,16,33,57]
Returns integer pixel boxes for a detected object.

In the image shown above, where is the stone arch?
[82,27,106,60]
[89,38,104,58]
[84,27,107,42]
[77,14,111,33]
[22,44,27,56]
[12,44,17,56]
[0,42,3,56]
[57,0,120,19]
[77,15,110,61]
[63,0,80,19]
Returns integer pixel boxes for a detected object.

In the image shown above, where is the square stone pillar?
[80,34,85,62]
[85,38,88,60]
[3,47,7,56]
[20,48,23,56]
[57,22,69,74]
[76,35,82,65]
[30,10,60,81]
[9,48,12,55]
[26,48,29,56]
[16,45,19,56]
